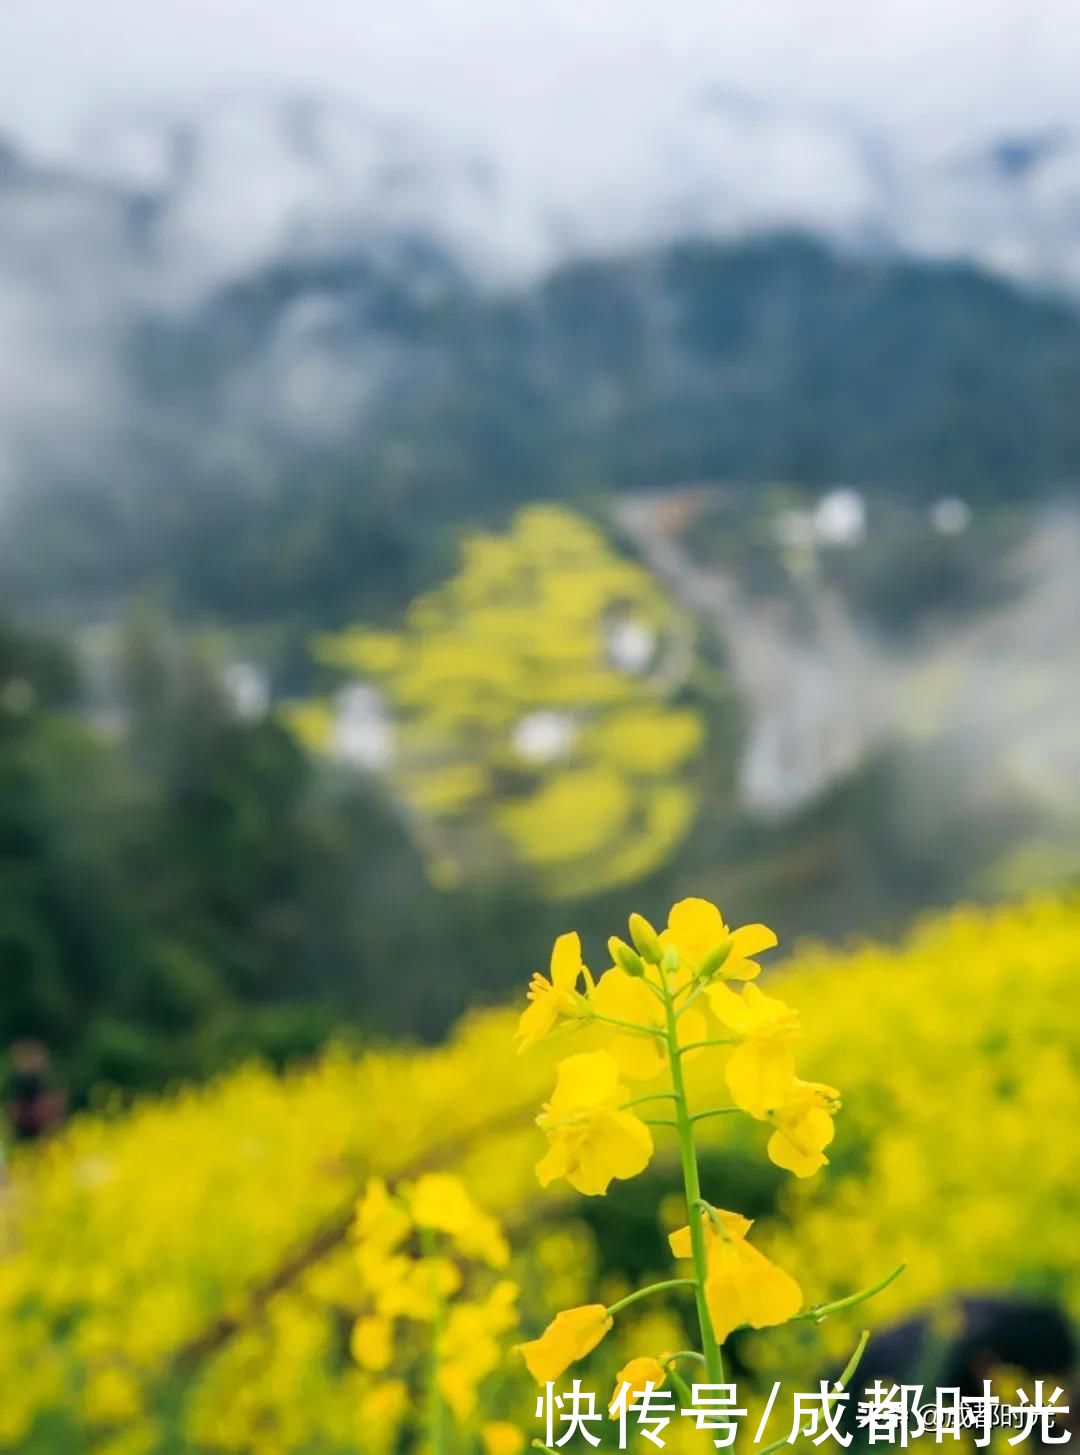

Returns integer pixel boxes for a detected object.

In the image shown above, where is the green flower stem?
[588,1012,667,1039]
[758,1423,795,1454]
[690,1197,721,1226]
[758,1431,792,1454]
[663,1362,695,1409]
[621,1092,679,1110]
[643,1117,679,1128]
[674,982,709,1018]
[661,1349,706,1366]
[420,1227,446,1455]
[788,1263,905,1325]
[663,984,726,1385]
[604,1278,699,1317]
[642,978,668,1006]
[689,1106,741,1124]
[835,1328,871,1390]
[756,1329,871,1455]
[674,1037,736,1055]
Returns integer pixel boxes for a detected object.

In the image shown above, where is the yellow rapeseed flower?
[406,1173,510,1268]
[609,1355,668,1412]
[438,1282,518,1419]
[408,1172,476,1230]
[670,1209,802,1343]
[349,1314,394,1372]
[352,1177,411,1252]
[517,1303,614,1383]
[374,1257,462,1320]
[482,1421,526,1455]
[516,932,590,1053]
[662,897,778,981]
[360,1380,408,1438]
[592,967,664,1078]
[765,1079,840,1178]
[80,1366,140,1425]
[535,1051,654,1195]
[593,964,705,1077]
[707,982,800,1117]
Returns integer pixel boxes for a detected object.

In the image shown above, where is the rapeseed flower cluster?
[349,1174,517,1433]
[514,897,893,1405]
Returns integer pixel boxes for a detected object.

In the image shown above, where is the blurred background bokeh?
[0,4,1078,1452]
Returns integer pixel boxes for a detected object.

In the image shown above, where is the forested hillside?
[5,233,1080,627]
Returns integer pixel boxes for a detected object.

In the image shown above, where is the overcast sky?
[2,0,1079,164]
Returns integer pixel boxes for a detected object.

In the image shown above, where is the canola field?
[283,506,706,899]
[1,894,1077,1454]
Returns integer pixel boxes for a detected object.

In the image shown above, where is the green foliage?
[0,613,381,1100]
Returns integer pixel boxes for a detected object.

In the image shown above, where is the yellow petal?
[516,993,559,1053]
[597,1109,655,1181]
[669,1207,750,1265]
[483,1422,526,1455]
[610,1356,667,1411]
[767,1106,835,1178]
[677,1006,707,1058]
[439,1361,480,1421]
[721,957,762,982]
[350,1315,394,1371]
[733,1242,803,1328]
[739,983,798,1033]
[725,1041,796,1118]
[664,897,727,962]
[705,981,754,1033]
[408,1173,475,1232]
[702,1246,755,1343]
[727,923,778,960]
[668,1223,693,1260]
[550,931,584,992]
[517,1305,613,1383]
[566,1110,653,1195]
[594,968,666,1080]
[605,1029,666,1081]
[535,1140,570,1189]
[546,1050,622,1112]
[711,981,799,1037]
[711,1208,753,1241]
[593,966,656,1026]
[704,1239,802,1342]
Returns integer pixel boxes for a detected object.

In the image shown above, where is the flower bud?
[608,937,646,977]
[628,913,663,964]
[661,945,681,974]
[696,938,733,980]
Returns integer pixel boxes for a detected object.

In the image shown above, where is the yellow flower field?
[282,505,706,898]
[1,894,1077,1452]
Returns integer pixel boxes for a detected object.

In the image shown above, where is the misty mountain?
[6,234,1080,625]
[4,94,1080,625]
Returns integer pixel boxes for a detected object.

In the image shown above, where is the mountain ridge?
[4,224,1080,631]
